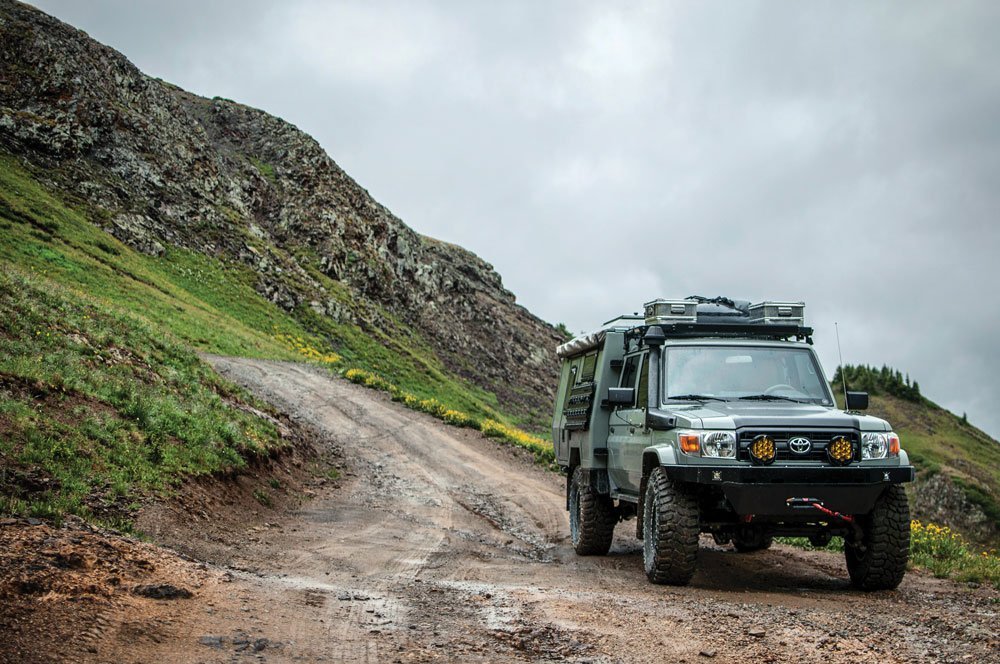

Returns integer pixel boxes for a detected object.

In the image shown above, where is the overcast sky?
[32,1,1000,438]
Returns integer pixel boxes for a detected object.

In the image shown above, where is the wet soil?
[1,357,997,663]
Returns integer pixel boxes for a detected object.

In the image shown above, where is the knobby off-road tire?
[642,467,699,585]
[845,484,910,590]
[569,467,616,556]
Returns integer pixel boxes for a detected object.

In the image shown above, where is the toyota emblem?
[788,437,812,454]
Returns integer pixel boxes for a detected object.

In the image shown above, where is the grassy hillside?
[0,152,523,430]
[0,268,286,529]
[872,396,998,520]
[833,376,1000,545]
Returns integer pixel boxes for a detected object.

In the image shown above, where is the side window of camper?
[581,352,598,383]
[563,364,578,411]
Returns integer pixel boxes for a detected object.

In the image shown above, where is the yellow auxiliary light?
[749,435,776,465]
[827,435,854,466]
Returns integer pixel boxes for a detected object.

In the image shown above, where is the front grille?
[737,429,860,463]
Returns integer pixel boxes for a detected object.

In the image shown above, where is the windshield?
[663,346,833,405]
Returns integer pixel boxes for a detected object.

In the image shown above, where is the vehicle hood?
[670,401,891,431]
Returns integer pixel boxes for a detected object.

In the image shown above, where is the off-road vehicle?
[552,297,914,589]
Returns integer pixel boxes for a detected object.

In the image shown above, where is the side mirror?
[604,387,635,408]
[846,391,869,411]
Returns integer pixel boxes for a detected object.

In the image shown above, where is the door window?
[619,354,647,408]
[636,355,649,409]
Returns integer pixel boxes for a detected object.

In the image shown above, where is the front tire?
[569,467,616,555]
[845,485,910,590]
[642,467,699,585]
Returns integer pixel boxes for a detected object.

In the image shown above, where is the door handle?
[629,427,635,434]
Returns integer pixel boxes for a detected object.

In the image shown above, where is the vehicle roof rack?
[624,322,814,346]
[555,297,812,358]
[635,297,813,345]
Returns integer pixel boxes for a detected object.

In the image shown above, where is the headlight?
[677,430,736,458]
[862,432,899,459]
[703,431,737,458]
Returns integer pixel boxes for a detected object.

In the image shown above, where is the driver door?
[607,352,649,494]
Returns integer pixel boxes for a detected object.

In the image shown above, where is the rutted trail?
[18,357,994,663]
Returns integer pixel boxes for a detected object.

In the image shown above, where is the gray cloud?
[31,0,1000,437]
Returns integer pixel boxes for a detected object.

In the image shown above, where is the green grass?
[775,536,845,552]
[249,157,277,185]
[910,520,1000,587]
[0,152,525,428]
[0,155,302,360]
[0,269,285,527]
[779,523,1000,589]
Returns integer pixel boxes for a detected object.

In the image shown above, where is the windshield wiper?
[667,394,729,402]
[737,394,808,403]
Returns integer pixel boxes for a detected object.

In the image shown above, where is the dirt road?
[5,358,997,663]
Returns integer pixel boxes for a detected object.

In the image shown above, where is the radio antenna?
[835,322,849,409]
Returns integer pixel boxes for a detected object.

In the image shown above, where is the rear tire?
[732,531,773,553]
[642,467,699,585]
[569,467,616,555]
[845,485,910,590]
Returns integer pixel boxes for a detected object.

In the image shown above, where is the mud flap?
[567,468,610,510]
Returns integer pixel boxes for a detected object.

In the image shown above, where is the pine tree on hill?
[831,364,923,403]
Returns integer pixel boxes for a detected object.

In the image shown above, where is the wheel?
[569,467,616,555]
[642,467,700,585]
[732,531,773,553]
[844,485,910,590]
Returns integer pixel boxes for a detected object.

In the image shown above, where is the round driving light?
[703,431,736,458]
[827,435,854,466]
[749,434,776,465]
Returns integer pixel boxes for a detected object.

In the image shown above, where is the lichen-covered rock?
[0,0,561,422]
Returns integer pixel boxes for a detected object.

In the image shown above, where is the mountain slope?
[0,154,520,425]
[832,376,1000,546]
[0,0,561,429]
[873,395,999,545]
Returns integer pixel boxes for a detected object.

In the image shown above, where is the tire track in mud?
[206,357,590,662]
[225,361,457,661]
[120,356,996,664]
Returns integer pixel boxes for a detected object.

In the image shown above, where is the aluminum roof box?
[644,299,698,325]
[748,301,805,325]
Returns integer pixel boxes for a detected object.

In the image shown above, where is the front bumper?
[662,464,915,516]
[662,464,914,485]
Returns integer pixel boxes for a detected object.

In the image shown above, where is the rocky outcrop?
[909,473,997,546]
[0,0,561,422]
